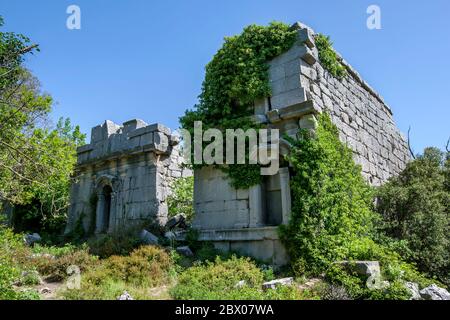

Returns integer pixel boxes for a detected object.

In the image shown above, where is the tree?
[376,147,449,285]
[0,17,85,235]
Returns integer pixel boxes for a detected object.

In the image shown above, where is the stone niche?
[191,21,411,266]
[66,119,191,235]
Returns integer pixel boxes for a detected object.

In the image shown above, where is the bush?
[279,114,436,299]
[87,228,142,258]
[0,225,40,299]
[61,245,175,300]
[376,147,449,286]
[170,255,309,300]
[23,245,97,282]
[100,245,175,286]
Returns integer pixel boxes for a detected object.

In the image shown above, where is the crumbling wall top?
[76,119,179,165]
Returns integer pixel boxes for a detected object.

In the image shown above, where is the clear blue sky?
[2,0,449,152]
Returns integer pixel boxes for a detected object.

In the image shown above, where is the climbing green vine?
[180,22,297,189]
[279,113,435,299]
[180,24,348,189]
[315,34,347,79]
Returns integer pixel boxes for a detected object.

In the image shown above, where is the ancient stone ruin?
[65,119,191,234]
[68,22,410,266]
[191,22,410,265]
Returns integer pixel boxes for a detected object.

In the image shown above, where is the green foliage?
[62,245,176,300]
[25,245,96,282]
[11,117,86,235]
[1,17,85,236]
[86,228,142,258]
[170,255,308,300]
[0,225,41,299]
[0,226,23,299]
[180,22,297,189]
[167,176,194,221]
[279,113,435,299]
[315,34,347,79]
[376,147,449,286]
[280,113,376,273]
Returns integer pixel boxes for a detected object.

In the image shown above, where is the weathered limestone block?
[67,119,186,235]
[419,284,450,300]
[262,278,294,290]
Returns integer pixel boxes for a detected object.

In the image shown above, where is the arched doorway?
[102,185,112,232]
[95,178,115,234]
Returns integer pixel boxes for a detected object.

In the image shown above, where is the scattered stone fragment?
[166,214,186,230]
[176,246,193,257]
[117,291,134,300]
[164,231,176,240]
[404,282,421,300]
[40,287,52,294]
[24,233,41,246]
[419,284,450,300]
[139,229,159,245]
[262,277,294,290]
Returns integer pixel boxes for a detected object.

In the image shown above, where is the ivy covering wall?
[180,22,297,189]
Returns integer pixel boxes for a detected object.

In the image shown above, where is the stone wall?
[261,22,411,185]
[191,22,411,265]
[66,119,191,234]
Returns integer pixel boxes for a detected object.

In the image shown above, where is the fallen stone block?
[336,261,381,277]
[40,287,52,295]
[419,284,450,300]
[165,214,186,230]
[262,277,294,290]
[404,282,421,300]
[164,231,176,240]
[24,233,41,246]
[176,246,193,257]
[139,229,159,245]
[117,291,134,300]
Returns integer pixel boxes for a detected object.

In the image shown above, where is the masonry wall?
[264,24,411,185]
[191,23,411,265]
[66,119,190,234]
[192,166,250,230]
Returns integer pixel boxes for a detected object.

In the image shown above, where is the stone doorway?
[95,182,114,234]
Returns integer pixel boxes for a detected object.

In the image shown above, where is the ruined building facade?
[66,119,191,234]
[68,22,410,266]
[191,22,411,265]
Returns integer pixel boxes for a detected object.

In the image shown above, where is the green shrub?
[171,255,313,300]
[80,246,174,287]
[315,34,347,79]
[0,225,40,299]
[87,228,142,258]
[27,245,96,281]
[376,147,449,286]
[18,270,41,286]
[61,245,175,300]
[167,176,194,221]
[32,243,78,257]
[279,113,435,299]
[171,255,263,299]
